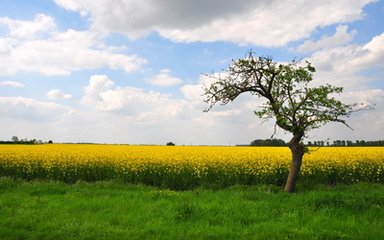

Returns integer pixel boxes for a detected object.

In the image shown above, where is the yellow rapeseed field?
[0,144,383,189]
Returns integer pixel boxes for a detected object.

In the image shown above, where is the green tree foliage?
[250,138,286,146]
[11,136,19,143]
[203,51,362,192]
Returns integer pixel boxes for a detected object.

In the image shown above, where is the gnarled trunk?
[284,136,305,193]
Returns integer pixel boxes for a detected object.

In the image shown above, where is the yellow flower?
[0,144,383,186]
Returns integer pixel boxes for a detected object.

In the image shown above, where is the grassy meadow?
[0,178,383,240]
[1,144,384,239]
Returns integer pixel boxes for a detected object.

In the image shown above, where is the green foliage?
[250,138,286,146]
[203,51,358,140]
[11,136,19,143]
[1,136,43,145]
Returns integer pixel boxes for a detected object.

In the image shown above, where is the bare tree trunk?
[284,137,305,193]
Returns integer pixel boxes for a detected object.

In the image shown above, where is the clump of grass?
[0,178,383,239]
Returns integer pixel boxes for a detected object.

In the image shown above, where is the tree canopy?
[204,52,358,140]
[203,51,362,192]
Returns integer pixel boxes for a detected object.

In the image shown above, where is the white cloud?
[47,89,72,100]
[0,39,12,54]
[82,75,186,123]
[0,15,146,76]
[309,89,384,141]
[53,0,88,16]
[0,14,56,39]
[0,96,76,142]
[341,89,384,110]
[82,75,114,106]
[307,32,384,89]
[84,74,115,94]
[0,80,24,88]
[180,83,204,104]
[149,69,183,87]
[180,74,218,107]
[359,33,384,68]
[297,25,356,52]
[0,96,72,122]
[54,0,374,47]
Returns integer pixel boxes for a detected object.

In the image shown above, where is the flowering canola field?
[0,144,383,189]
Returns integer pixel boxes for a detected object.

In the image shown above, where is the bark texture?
[284,137,305,192]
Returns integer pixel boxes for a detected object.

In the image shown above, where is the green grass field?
[0,178,383,240]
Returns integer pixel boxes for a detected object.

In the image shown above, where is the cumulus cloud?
[0,15,146,76]
[0,39,12,54]
[47,89,72,100]
[341,89,384,110]
[297,25,356,52]
[83,75,114,98]
[82,75,186,123]
[0,96,72,122]
[309,89,384,141]
[180,83,204,104]
[306,32,384,90]
[181,74,218,106]
[0,96,77,142]
[0,80,24,87]
[54,0,374,46]
[149,69,183,87]
[0,14,56,39]
[359,33,384,68]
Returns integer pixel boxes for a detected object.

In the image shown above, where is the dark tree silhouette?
[203,51,364,192]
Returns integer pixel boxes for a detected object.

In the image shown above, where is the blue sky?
[0,0,383,145]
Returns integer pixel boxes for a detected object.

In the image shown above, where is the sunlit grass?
[0,178,383,240]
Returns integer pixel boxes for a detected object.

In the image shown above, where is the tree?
[11,136,19,143]
[166,142,176,146]
[203,51,361,192]
[250,138,286,146]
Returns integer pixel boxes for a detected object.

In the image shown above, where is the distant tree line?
[307,140,384,147]
[250,139,287,146]
[249,139,384,147]
[0,136,53,145]
[166,142,176,146]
